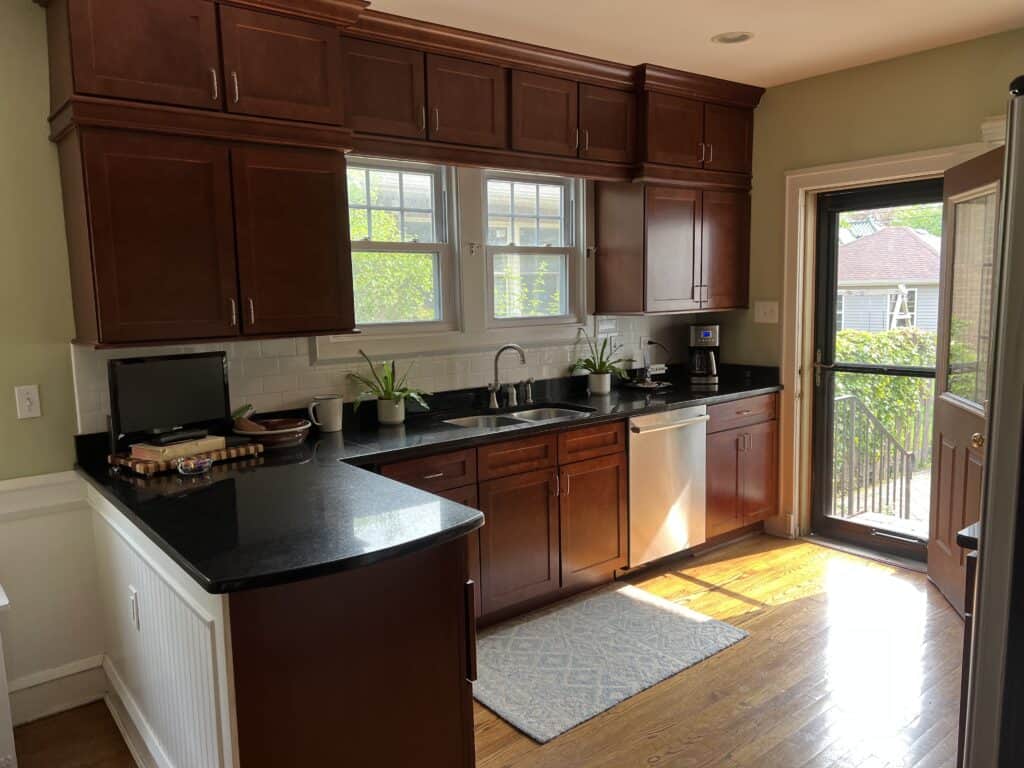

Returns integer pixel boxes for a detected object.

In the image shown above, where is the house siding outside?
[839,284,940,333]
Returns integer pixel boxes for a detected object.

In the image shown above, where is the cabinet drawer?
[478,434,557,481]
[708,393,776,434]
[558,420,626,464]
[380,449,477,492]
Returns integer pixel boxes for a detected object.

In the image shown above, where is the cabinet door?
[82,130,239,343]
[740,420,778,522]
[219,6,343,124]
[645,186,701,312]
[427,55,507,149]
[510,71,578,157]
[701,189,750,310]
[479,469,560,615]
[706,429,742,538]
[232,146,355,336]
[644,92,703,167]
[704,104,753,174]
[560,453,627,590]
[341,37,426,138]
[68,0,222,109]
[437,485,483,620]
[579,84,635,164]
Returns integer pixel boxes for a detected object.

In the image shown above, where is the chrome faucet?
[489,344,527,408]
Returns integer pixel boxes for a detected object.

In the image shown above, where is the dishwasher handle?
[630,414,710,435]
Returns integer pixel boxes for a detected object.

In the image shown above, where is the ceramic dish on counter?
[233,418,312,449]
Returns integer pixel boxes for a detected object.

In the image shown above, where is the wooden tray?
[109,443,264,476]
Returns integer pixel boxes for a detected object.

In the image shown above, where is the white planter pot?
[588,373,612,395]
[377,398,406,425]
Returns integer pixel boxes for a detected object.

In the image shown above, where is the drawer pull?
[736,409,754,416]
[423,472,445,480]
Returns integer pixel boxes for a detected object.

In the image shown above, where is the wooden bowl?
[234,418,311,449]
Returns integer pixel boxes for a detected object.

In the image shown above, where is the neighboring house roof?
[838,226,940,284]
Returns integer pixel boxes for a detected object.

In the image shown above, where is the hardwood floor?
[474,535,963,768]
[13,700,135,768]
[13,536,961,768]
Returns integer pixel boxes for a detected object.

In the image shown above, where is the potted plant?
[571,332,626,395]
[348,350,430,426]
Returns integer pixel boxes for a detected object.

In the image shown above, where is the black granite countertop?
[77,366,779,594]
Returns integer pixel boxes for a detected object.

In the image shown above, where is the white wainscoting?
[90,489,237,768]
[0,471,106,725]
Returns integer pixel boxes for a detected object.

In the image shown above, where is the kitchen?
[0,1,1023,767]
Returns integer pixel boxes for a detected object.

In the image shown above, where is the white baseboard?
[103,658,173,768]
[105,688,159,768]
[9,664,106,726]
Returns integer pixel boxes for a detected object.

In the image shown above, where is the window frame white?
[481,171,583,329]
[346,157,459,334]
[886,286,919,328]
[836,292,846,331]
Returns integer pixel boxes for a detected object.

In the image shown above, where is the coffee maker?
[688,325,720,389]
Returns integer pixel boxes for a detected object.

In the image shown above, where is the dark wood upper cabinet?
[701,189,750,309]
[219,6,344,125]
[510,71,578,158]
[341,37,426,138]
[560,453,628,590]
[426,54,508,149]
[232,145,354,335]
[478,469,560,615]
[579,84,636,164]
[704,104,753,174]
[644,92,704,167]
[80,129,239,343]
[645,186,702,313]
[65,0,222,110]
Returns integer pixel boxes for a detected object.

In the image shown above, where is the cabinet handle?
[698,142,706,163]
[736,409,754,416]
[229,298,237,327]
[210,68,219,101]
[584,128,590,152]
[553,472,560,497]
[563,472,570,497]
[231,71,240,103]
[738,435,745,452]
[423,472,444,480]
[433,107,440,133]
[465,580,478,682]
[745,434,752,450]
[707,143,714,164]
[419,105,427,134]
[248,298,255,325]
[575,127,580,151]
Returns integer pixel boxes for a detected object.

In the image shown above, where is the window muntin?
[346,160,450,327]
[484,175,576,322]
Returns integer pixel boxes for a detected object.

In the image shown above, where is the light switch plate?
[754,301,780,324]
[14,384,41,419]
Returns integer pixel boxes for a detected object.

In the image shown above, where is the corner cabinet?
[62,128,355,344]
[595,182,750,314]
[642,90,754,175]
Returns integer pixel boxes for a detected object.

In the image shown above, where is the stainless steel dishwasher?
[628,405,709,567]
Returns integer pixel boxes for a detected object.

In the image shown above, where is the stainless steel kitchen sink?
[510,407,589,422]
[442,415,527,429]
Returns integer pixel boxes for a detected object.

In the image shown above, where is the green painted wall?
[0,2,78,481]
[719,27,1024,365]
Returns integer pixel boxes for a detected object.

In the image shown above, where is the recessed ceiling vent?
[710,31,754,44]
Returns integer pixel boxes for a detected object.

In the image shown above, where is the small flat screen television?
[109,353,230,442]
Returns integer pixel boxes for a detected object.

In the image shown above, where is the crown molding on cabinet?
[631,162,753,190]
[35,0,371,26]
[638,64,764,109]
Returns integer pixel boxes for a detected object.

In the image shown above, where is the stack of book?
[129,435,226,461]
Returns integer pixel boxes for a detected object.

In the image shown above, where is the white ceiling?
[369,0,1024,87]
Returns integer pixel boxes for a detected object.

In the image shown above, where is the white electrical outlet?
[14,384,41,419]
[754,301,780,324]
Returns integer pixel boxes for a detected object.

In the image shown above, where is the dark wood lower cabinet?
[438,484,483,619]
[707,428,743,538]
[478,468,560,615]
[560,453,628,589]
[228,537,475,768]
[741,419,778,522]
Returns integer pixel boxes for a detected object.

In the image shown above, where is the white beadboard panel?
[91,491,236,768]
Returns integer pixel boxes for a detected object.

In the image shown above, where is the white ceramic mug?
[309,395,344,433]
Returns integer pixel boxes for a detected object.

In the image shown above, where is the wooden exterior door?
[741,420,778,522]
[579,85,635,164]
[340,37,426,138]
[232,145,355,336]
[701,189,750,309]
[707,429,742,538]
[644,92,703,167]
[478,469,559,615]
[426,55,507,149]
[510,71,579,157]
[219,6,343,124]
[929,148,1004,615]
[645,186,701,312]
[68,0,222,109]
[559,453,628,589]
[703,104,753,174]
[81,129,239,343]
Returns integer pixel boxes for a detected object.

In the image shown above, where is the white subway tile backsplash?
[259,338,297,357]
[241,357,280,377]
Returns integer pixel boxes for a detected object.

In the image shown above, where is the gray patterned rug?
[473,584,748,743]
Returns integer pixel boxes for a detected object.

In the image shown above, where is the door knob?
[971,432,985,449]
